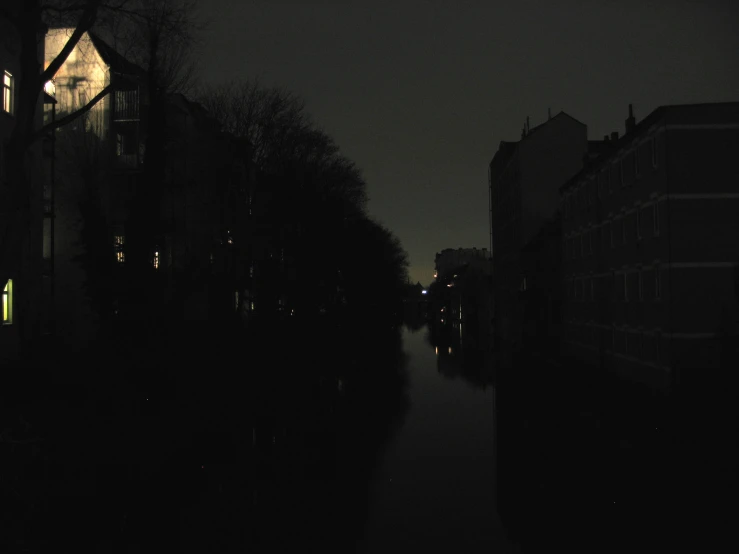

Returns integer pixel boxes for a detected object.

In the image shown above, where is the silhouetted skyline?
[198,0,739,284]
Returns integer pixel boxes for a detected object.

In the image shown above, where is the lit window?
[250,301,255,311]
[153,249,160,269]
[653,202,660,236]
[114,235,125,263]
[227,230,233,245]
[235,291,240,310]
[2,279,13,324]
[3,71,13,114]
[250,264,254,278]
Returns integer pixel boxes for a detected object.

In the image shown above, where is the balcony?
[113,89,140,122]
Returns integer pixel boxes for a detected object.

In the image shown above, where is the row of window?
[567,266,661,302]
[568,324,662,362]
[565,202,660,260]
[563,136,659,218]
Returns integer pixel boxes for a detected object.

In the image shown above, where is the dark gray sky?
[196,0,739,285]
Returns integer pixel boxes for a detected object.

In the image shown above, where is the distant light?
[448,347,452,354]
[421,290,427,295]
[435,347,438,355]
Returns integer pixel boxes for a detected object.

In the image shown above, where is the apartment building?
[560,102,739,390]
[489,111,598,360]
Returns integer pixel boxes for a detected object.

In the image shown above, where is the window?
[3,71,13,114]
[607,170,612,195]
[611,326,615,350]
[580,234,584,257]
[153,249,160,269]
[655,332,661,362]
[611,270,616,300]
[636,208,642,240]
[622,216,627,244]
[610,221,614,248]
[2,279,13,325]
[588,229,593,255]
[623,272,628,302]
[586,184,591,208]
[653,202,660,236]
[638,270,643,300]
[114,236,125,263]
[650,137,658,168]
[655,265,661,299]
[590,276,595,301]
[625,331,629,354]
[634,149,640,177]
[250,263,254,278]
[235,291,240,310]
[619,159,625,187]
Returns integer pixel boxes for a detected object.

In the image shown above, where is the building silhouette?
[560,102,739,391]
[489,111,606,364]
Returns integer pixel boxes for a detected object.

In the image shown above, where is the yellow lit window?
[2,279,13,324]
[114,235,125,263]
[3,71,13,114]
[153,250,160,269]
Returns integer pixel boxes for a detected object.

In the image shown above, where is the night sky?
[197,0,739,285]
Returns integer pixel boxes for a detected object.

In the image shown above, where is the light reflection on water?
[359,324,514,553]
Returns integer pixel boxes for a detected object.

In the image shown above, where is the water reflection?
[359,314,512,553]
[13,316,412,553]
[425,319,494,391]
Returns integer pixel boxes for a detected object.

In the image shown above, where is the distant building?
[560,102,739,391]
[489,111,603,360]
[434,247,490,281]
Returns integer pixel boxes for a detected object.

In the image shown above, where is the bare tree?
[198,79,369,214]
[0,0,201,354]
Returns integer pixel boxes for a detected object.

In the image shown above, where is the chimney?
[610,131,619,142]
[603,135,609,142]
[526,116,530,133]
[625,103,636,134]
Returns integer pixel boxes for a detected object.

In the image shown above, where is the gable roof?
[87,32,146,77]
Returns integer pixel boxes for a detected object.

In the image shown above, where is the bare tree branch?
[32,82,113,141]
[40,0,102,86]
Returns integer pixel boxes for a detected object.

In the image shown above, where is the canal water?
[358,324,517,553]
